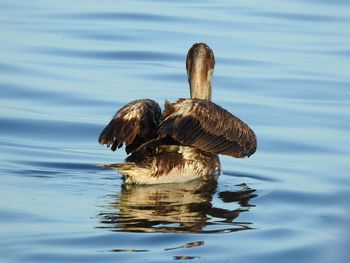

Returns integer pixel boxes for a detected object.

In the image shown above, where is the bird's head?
[186,43,215,101]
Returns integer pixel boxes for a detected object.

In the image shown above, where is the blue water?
[1,0,350,262]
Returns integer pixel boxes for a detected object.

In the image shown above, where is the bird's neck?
[189,66,213,101]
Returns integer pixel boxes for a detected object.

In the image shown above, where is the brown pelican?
[99,43,257,184]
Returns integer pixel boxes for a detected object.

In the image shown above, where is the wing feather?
[157,99,256,158]
[98,99,162,154]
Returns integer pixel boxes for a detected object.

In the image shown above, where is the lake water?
[1,0,349,262]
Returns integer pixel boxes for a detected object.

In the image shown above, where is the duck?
[98,43,257,184]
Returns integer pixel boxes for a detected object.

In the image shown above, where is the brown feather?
[98,99,162,154]
[155,98,257,158]
[125,145,219,179]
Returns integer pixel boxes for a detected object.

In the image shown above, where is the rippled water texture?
[1,0,349,262]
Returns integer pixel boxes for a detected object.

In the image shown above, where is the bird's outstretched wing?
[98,99,162,154]
[154,98,256,158]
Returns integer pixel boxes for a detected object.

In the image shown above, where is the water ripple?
[224,170,279,182]
[0,62,83,82]
[0,82,109,107]
[0,116,101,142]
[61,12,176,22]
[28,47,183,62]
[17,161,101,172]
[0,208,56,223]
[253,12,345,22]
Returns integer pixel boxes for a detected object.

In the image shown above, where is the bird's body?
[99,43,256,184]
[103,145,220,184]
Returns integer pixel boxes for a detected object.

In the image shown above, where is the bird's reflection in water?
[98,178,257,234]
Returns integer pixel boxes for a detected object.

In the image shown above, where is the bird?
[98,43,257,184]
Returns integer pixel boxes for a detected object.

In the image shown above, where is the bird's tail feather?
[98,162,135,172]
[98,162,149,184]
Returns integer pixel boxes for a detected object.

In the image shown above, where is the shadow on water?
[97,179,257,234]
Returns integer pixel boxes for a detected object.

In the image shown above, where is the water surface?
[1,0,350,262]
